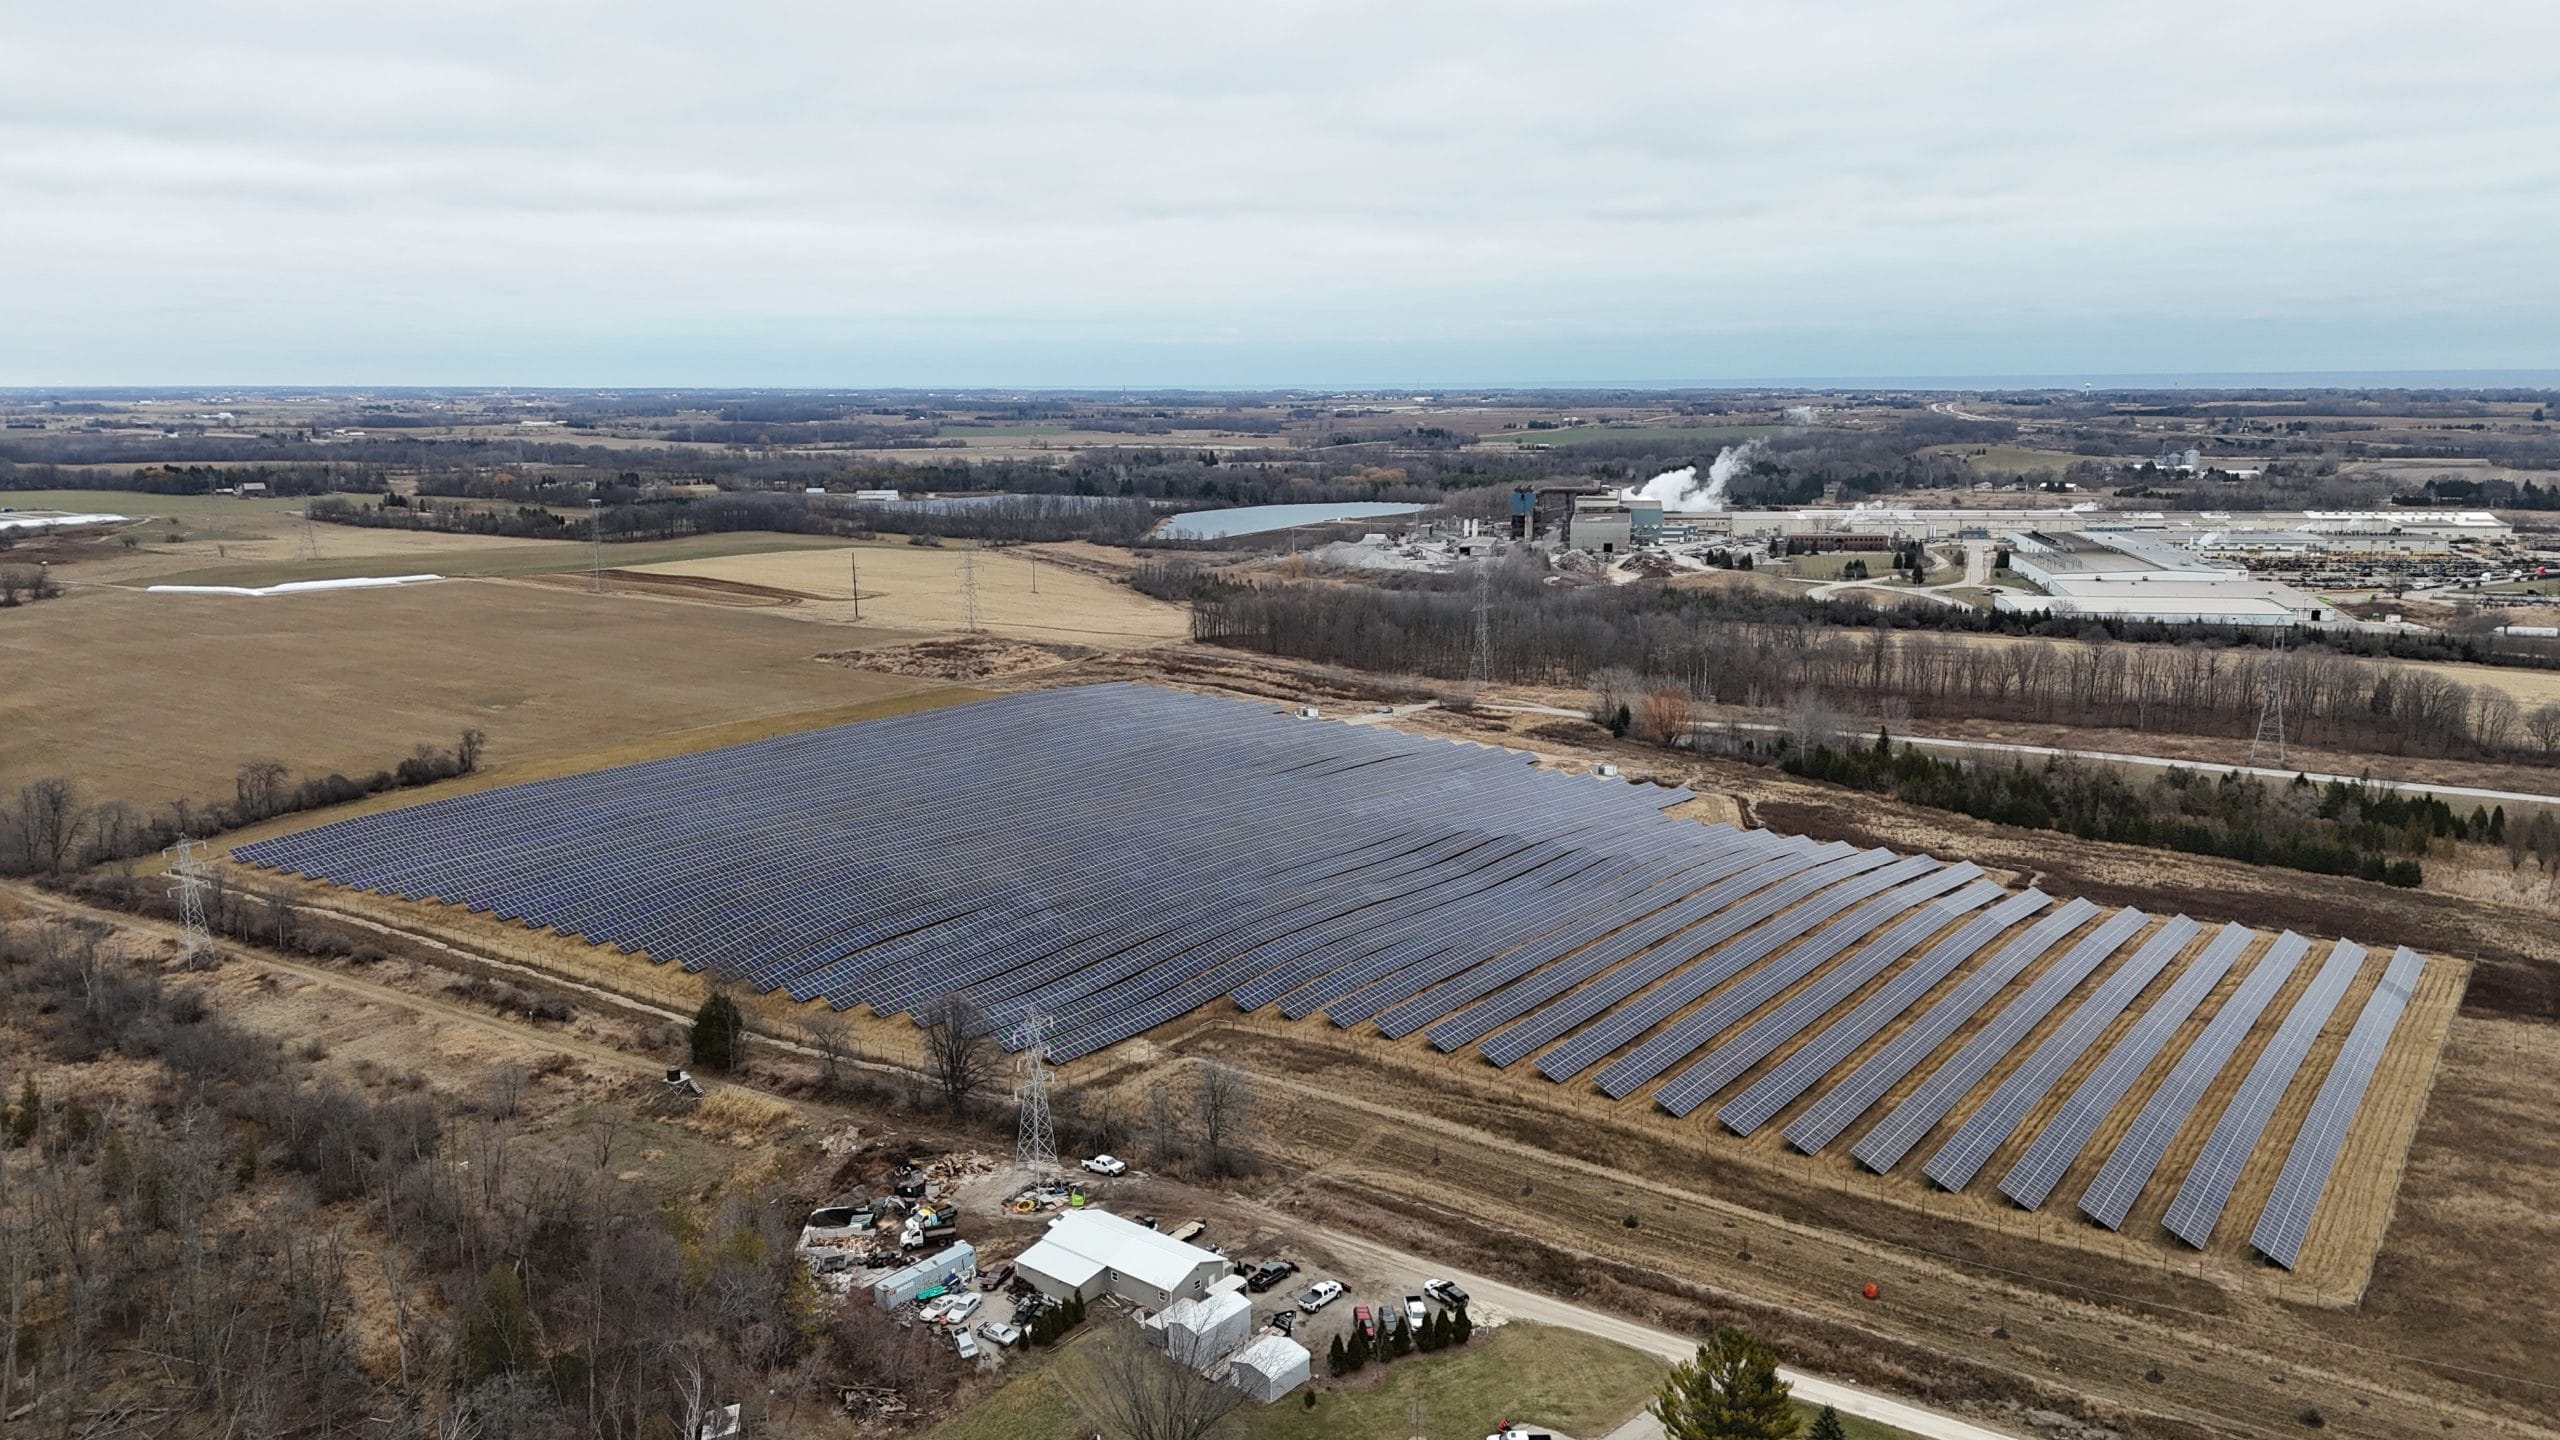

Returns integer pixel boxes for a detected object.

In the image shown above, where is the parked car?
[1404,1295,1428,1330]
[1297,1280,1344,1313]
[979,1262,1016,1292]
[1247,1260,1297,1293]
[941,1293,983,1327]
[953,1329,980,1360]
[1352,1304,1373,1334]
[1081,1154,1127,1176]
[977,1321,1022,1348]
[1423,1278,1469,1308]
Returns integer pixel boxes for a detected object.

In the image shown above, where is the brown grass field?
[0,579,939,804]
[625,543,1191,646]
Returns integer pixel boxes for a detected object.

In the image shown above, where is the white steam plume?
[1622,440,1763,514]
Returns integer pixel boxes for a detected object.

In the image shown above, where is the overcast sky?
[5,1,2556,387]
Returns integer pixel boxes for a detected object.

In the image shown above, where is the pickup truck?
[1423,1278,1469,1308]
[1296,1280,1344,1313]
[1404,1294,1428,1330]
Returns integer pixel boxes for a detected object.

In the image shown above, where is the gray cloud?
[3,0,2555,384]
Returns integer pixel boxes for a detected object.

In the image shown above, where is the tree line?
[2,732,484,878]
[1772,734,2512,887]
[1193,575,2560,763]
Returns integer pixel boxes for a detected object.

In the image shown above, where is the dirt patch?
[822,635,1096,681]
[517,569,814,606]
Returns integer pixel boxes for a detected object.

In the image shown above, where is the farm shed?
[1226,1334,1311,1402]
[1015,1209,1226,1309]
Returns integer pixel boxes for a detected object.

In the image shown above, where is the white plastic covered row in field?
[0,511,128,531]
[147,573,445,597]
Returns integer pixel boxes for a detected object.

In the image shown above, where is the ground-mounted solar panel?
[1922,916,2202,1193]
[2249,947,2427,1269]
[2160,939,2367,1248]
[1784,898,2103,1154]
[1999,922,2256,1210]
[1851,906,2152,1174]
[1639,881,2006,1111]
[2078,931,2313,1231]
[1703,889,2054,1129]
[1428,838,1843,1054]
[1538,861,1981,1084]
[1479,847,1908,1068]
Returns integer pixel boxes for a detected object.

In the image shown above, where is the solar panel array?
[2249,948,2427,1269]
[237,682,2438,1255]
[2161,940,2366,1248]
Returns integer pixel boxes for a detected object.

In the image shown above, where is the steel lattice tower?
[847,548,862,620]
[166,838,214,962]
[961,546,982,632]
[1470,562,1493,685]
[1014,1009,1058,1180]
[2249,637,2288,766]
[297,504,320,561]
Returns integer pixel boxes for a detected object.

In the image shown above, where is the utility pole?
[1014,1009,1057,1181]
[166,838,214,963]
[847,546,862,620]
[587,498,605,594]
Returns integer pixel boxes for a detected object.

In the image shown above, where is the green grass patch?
[1783,553,1900,582]
[1919,443,2083,474]
[1503,424,1778,449]
[927,1323,1664,1440]
[144,530,866,588]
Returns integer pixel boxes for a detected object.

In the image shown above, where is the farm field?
[0,578,940,805]
[1497,423,1779,449]
[1918,443,2089,473]
[137,529,861,590]
[626,543,1191,645]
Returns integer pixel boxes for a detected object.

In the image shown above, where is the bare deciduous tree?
[1194,1062,1253,1178]
[1083,1321,1248,1440]
[11,778,87,874]
[918,994,996,1117]
[800,1012,858,1095]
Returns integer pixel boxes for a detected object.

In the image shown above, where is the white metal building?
[1152,1290,1253,1369]
[1014,1210,1228,1309]
[1226,1334,1312,1402]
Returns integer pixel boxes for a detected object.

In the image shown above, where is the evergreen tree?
[1609,703,1633,737]
[1391,1315,1414,1357]
[1347,1322,1371,1369]
[1329,1333,1349,1377]
[689,991,745,1071]
[1650,1325,1800,1440]
[5,1074,36,1148]
[461,1265,541,1385]
[1452,1303,1473,1345]
[1807,1406,1847,1440]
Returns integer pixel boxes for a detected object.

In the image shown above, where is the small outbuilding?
[1014,1209,1227,1309]
[1225,1334,1311,1402]
[1152,1290,1253,1370]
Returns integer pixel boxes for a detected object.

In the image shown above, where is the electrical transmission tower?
[1470,562,1493,685]
[847,547,862,620]
[1014,1009,1057,1180]
[587,499,605,594]
[960,546,981,632]
[297,504,320,561]
[165,838,214,962]
[2249,637,2288,766]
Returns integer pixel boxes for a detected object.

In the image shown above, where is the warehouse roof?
[1017,1210,1223,1296]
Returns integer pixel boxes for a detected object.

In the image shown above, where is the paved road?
[1299,1220,2022,1440]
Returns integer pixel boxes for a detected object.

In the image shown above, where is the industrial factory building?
[1998,530,2334,628]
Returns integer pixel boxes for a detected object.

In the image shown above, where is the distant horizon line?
[5,368,2559,396]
